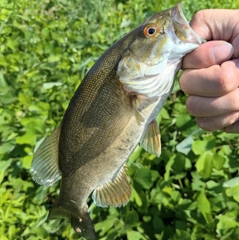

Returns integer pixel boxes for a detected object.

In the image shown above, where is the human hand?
[179,9,239,133]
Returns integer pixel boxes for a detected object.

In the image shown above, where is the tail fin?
[48,200,97,240]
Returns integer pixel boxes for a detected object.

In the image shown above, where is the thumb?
[182,41,233,69]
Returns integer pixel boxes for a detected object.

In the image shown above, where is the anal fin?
[30,126,61,186]
[140,119,161,157]
[92,165,131,207]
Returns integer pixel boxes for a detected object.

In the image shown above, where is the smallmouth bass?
[31,3,204,239]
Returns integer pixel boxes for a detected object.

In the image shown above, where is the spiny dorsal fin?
[140,119,161,157]
[92,165,131,207]
[30,126,61,186]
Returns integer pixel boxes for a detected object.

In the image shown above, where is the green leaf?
[217,215,239,234]
[42,82,63,89]
[213,154,225,170]
[176,134,193,155]
[131,187,142,206]
[94,217,115,235]
[225,186,239,202]
[125,209,139,227]
[174,229,191,240]
[175,114,191,128]
[0,142,15,155]
[127,230,146,240]
[223,177,239,188]
[22,155,33,169]
[192,140,207,155]
[16,128,36,145]
[134,168,152,189]
[128,146,142,163]
[18,92,32,106]
[0,160,11,183]
[176,128,201,155]
[192,137,216,155]
[197,190,212,223]
[164,154,175,180]
[196,151,213,179]
[159,107,170,120]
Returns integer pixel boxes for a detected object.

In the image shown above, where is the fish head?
[125,2,203,64]
[117,3,204,97]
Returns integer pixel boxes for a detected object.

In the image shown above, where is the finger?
[195,112,239,131]
[182,41,233,69]
[186,88,239,117]
[180,59,239,97]
[190,9,239,58]
[224,121,239,133]
[190,9,239,40]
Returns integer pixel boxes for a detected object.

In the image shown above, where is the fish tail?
[48,200,97,240]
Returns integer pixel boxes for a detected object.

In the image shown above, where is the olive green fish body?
[31,3,204,239]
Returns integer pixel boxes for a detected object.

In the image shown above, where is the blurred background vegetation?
[1,0,239,239]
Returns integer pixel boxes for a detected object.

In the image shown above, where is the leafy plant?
[1,0,239,239]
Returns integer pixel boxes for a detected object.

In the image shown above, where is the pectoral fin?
[30,126,61,186]
[129,94,144,125]
[140,120,161,157]
[92,165,131,207]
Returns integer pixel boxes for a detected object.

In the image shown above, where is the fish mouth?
[171,3,205,45]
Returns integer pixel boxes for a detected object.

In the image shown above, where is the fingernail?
[211,42,233,64]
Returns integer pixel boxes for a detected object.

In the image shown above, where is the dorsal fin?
[140,119,161,157]
[92,165,131,207]
[31,126,61,186]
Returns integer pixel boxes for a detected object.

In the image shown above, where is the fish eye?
[148,28,155,35]
[143,24,158,38]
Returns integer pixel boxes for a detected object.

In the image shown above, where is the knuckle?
[186,96,195,115]
[196,117,216,131]
[195,118,209,130]
[179,70,191,93]
[191,10,205,24]
[216,72,233,94]
[227,112,239,125]
[186,96,200,116]
[224,120,239,133]
[217,62,239,94]
[217,74,230,94]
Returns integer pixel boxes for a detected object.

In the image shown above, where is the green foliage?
[1,0,239,239]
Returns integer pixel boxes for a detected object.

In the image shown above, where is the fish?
[30,3,204,240]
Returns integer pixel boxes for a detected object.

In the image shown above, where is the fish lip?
[171,3,205,45]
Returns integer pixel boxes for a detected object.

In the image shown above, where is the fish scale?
[30,3,204,239]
